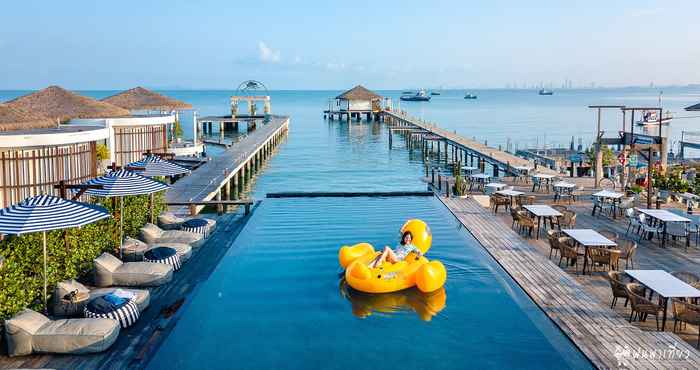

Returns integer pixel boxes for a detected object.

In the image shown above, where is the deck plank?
[438,195,700,369]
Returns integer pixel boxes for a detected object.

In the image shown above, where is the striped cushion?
[144,248,182,271]
[84,299,139,328]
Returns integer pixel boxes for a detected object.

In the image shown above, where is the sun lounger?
[53,279,150,316]
[140,223,203,247]
[122,236,192,263]
[94,252,173,287]
[4,308,119,356]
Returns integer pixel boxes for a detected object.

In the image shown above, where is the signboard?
[633,135,655,145]
[628,154,638,167]
[569,153,584,162]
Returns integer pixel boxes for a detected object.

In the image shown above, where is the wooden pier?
[166,115,289,215]
[439,196,700,369]
[383,110,557,177]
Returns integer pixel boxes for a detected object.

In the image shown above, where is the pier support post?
[232,174,239,199]
[216,190,223,215]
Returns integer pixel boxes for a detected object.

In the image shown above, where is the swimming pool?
[147,196,592,369]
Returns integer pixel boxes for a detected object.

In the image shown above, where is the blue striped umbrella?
[128,155,191,178]
[0,194,111,309]
[79,169,170,257]
[81,169,169,197]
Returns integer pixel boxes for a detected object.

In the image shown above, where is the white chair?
[638,214,662,242]
[625,208,642,235]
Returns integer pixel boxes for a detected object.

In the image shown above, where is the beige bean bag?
[157,212,216,232]
[94,253,173,287]
[140,223,203,247]
[53,279,150,316]
[4,309,119,356]
[122,237,192,263]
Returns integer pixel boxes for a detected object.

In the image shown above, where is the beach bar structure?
[0,104,109,208]
[101,87,203,157]
[7,86,196,167]
[325,85,383,122]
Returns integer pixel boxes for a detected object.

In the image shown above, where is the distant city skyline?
[1,0,699,90]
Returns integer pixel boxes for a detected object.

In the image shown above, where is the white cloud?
[258,41,281,63]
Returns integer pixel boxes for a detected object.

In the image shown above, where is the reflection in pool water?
[339,279,446,321]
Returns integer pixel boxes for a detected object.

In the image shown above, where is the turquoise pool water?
[147,197,591,369]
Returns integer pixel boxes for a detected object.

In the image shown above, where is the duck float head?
[338,219,447,294]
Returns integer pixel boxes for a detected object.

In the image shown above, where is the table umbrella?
[80,169,169,257]
[127,155,191,178]
[0,195,111,309]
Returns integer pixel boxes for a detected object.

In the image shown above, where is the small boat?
[464,93,477,100]
[538,89,553,95]
[400,89,431,101]
[430,91,441,96]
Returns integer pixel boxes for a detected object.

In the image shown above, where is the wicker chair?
[510,207,521,228]
[517,213,536,237]
[617,239,638,269]
[588,247,621,272]
[558,211,577,229]
[558,238,581,273]
[515,195,536,208]
[672,298,700,348]
[490,194,510,214]
[625,208,642,235]
[552,205,568,213]
[546,230,563,259]
[626,283,664,330]
[607,271,629,308]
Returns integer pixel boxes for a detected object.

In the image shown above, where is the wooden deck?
[0,208,257,370]
[383,110,557,175]
[166,115,288,212]
[438,195,700,369]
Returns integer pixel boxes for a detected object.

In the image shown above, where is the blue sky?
[1,0,698,89]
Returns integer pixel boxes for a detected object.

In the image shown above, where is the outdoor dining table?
[469,173,491,191]
[552,181,576,202]
[561,229,617,275]
[591,190,624,219]
[625,269,700,331]
[496,189,524,208]
[531,174,556,192]
[637,209,691,248]
[523,205,562,239]
[484,182,507,194]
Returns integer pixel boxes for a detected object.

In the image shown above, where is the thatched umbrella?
[6,85,130,124]
[101,87,192,111]
[0,104,56,132]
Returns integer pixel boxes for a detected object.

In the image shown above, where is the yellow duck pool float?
[338,219,447,294]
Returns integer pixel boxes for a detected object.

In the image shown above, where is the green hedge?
[0,191,165,320]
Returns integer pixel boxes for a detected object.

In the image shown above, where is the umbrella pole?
[120,197,124,259]
[43,231,48,313]
[150,193,155,224]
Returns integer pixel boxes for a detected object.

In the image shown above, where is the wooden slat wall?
[0,142,97,207]
[113,124,167,166]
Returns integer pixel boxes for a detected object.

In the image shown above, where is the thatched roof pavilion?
[102,87,192,111]
[335,85,382,101]
[0,103,56,132]
[6,86,130,123]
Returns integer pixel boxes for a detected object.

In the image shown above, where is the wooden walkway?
[383,110,557,175]
[0,208,258,370]
[166,116,288,212]
[438,196,700,369]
